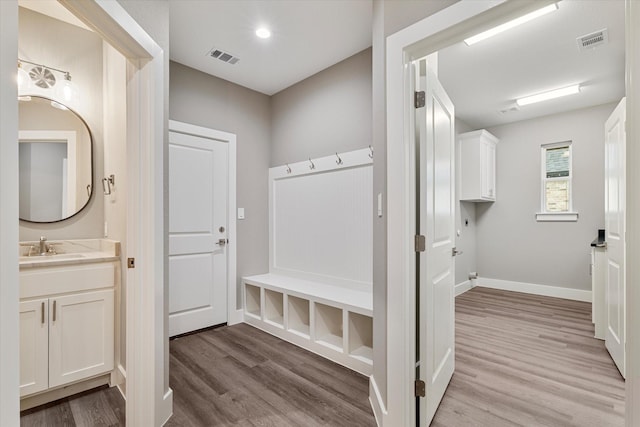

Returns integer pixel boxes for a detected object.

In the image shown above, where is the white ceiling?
[438,0,625,129]
[169,0,624,126]
[22,0,624,129]
[169,0,373,96]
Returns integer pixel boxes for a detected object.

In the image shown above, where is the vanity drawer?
[20,263,115,299]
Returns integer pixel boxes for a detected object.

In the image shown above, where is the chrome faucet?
[39,236,48,256]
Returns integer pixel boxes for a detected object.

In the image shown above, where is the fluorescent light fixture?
[464,3,558,46]
[516,84,581,107]
[255,27,271,39]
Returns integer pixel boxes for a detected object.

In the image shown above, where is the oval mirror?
[18,96,93,223]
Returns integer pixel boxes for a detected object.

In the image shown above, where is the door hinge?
[415,235,426,252]
[415,379,426,397]
[127,257,135,269]
[415,91,425,108]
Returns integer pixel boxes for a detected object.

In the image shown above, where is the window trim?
[537,141,578,222]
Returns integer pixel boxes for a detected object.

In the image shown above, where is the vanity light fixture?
[255,27,271,39]
[464,3,559,46]
[17,59,79,104]
[516,84,581,107]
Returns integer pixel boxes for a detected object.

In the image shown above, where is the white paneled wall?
[269,149,373,289]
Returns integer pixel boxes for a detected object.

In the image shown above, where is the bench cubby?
[242,273,372,375]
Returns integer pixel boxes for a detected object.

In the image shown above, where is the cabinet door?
[481,141,496,200]
[49,289,114,388]
[20,299,49,397]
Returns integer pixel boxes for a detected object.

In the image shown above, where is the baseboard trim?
[455,280,472,297]
[160,388,173,426]
[369,375,387,427]
[115,364,126,399]
[228,308,244,326]
[477,277,592,302]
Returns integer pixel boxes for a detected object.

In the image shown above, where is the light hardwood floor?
[21,287,625,426]
[432,287,625,426]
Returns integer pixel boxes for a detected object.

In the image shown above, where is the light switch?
[238,208,245,220]
[377,193,383,217]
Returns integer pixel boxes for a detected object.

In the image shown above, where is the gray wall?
[18,8,104,240]
[169,61,271,305]
[476,102,616,291]
[455,119,477,285]
[270,48,372,166]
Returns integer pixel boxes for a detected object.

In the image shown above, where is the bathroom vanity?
[18,239,120,409]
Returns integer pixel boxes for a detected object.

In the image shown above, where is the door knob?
[216,238,228,246]
[452,247,463,257]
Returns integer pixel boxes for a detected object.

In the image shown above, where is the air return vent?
[207,48,240,65]
[577,29,608,51]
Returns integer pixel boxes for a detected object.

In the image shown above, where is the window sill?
[536,212,579,222]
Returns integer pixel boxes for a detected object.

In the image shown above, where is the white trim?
[116,363,127,399]
[454,280,472,297]
[268,148,373,290]
[626,0,640,424]
[369,375,387,427]
[540,141,573,214]
[477,277,591,302]
[385,1,563,425]
[58,1,170,425]
[168,120,238,330]
[0,2,20,425]
[535,212,579,222]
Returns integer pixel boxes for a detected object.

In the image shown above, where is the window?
[537,142,577,221]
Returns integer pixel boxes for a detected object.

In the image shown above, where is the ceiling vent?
[577,29,608,51]
[207,48,240,65]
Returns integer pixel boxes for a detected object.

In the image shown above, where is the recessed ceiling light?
[464,3,559,46]
[516,84,581,107]
[255,28,271,39]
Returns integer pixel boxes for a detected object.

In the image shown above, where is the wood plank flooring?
[432,287,625,427]
[166,323,376,426]
[20,287,625,426]
[20,385,125,427]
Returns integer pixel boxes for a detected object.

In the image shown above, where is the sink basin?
[20,253,86,262]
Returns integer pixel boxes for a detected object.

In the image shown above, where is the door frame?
[384,0,640,425]
[168,120,240,326]
[0,1,172,425]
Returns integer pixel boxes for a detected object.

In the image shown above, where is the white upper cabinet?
[459,130,499,202]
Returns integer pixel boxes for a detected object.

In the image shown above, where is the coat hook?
[308,158,315,170]
[368,145,374,159]
[285,164,292,174]
[335,152,343,165]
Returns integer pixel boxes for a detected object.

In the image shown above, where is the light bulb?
[17,63,31,93]
[56,73,79,105]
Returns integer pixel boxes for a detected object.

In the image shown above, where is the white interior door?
[604,97,626,378]
[417,64,456,425]
[169,130,228,337]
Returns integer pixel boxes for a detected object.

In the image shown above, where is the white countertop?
[19,239,120,269]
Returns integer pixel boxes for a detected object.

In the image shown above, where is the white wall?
[18,7,104,240]
[371,0,460,410]
[475,102,616,291]
[116,0,172,413]
[103,42,128,374]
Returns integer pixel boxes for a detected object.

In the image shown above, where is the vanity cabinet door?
[48,289,114,388]
[19,299,49,397]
